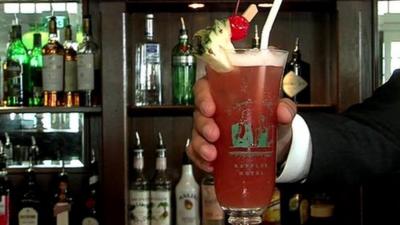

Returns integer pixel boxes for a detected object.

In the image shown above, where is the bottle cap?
[182,138,191,165]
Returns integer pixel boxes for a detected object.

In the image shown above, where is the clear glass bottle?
[175,139,200,225]
[18,154,41,225]
[77,15,99,107]
[150,132,171,225]
[28,33,43,106]
[251,24,260,49]
[283,37,310,103]
[42,16,65,107]
[135,14,162,106]
[201,174,224,225]
[0,141,10,225]
[3,133,13,167]
[82,148,100,225]
[171,17,196,105]
[129,132,150,225]
[4,21,29,106]
[63,24,79,107]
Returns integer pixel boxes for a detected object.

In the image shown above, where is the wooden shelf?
[125,0,336,13]
[129,104,336,117]
[6,167,89,175]
[0,106,102,114]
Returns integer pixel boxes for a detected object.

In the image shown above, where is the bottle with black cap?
[128,132,150,225]
[175,139,200,225]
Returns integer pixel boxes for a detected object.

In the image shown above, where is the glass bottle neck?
[156,157,166,170]
[181,164,193,176]
[134,157,144,170]
[49,33,58,42]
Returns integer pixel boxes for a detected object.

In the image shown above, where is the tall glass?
[206,48,288,225]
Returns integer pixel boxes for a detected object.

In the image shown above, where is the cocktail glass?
[206,48,288,225]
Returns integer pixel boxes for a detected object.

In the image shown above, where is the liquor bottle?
[3,133,13,167]
[285,191,309,225]
[63,24,79,107]
[307,193,335,225]
[201,174,224,225]
[150,132,171,225]
[18,153,41,225]
[251,24,260,49]
[129,132,150,225]
[82,148,100,225]
[282,37,310,103]
[135,14,162,106]
[29,136,40,166]
[175,139,200,225]
[42,16,65,107]
[3,20,30,106]
[171,17,196,105]
[53,162,73,225]
[28,33,43,106]
[262,187,281,225]
[0,141,10,225]
[77,15,99,107]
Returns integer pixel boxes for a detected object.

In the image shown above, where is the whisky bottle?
[150,133,171,225]
[135,14,162,106]
[283,37,310,103]
[29,136,40,166]
[77,15,99,107]
[4,21,29,106]
[251,24,260,49]
[129,132,150,225]
[171,17,196,105]
[63,25,79,107]
[82,148,100,225]
[201,174,224,225]
[175,139,200,225]
[28,33,43,106]
[18,154,41,225]
[262,187,281,225]
[0,141,10,225]
[53,162,73,225]
[307,193,335,225]
[42,16,65,107]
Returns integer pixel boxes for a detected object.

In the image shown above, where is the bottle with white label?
[42,16,65,107]
[82,148,100,225]
[63,24,78,107]
[129,132,150,225]
[18,152,40,225]
[201,174,224,225]
[0,141,10,225]
[77,15,99,107]
[53,161,72,225]
[175,139,200,225]
[150,133,171,225]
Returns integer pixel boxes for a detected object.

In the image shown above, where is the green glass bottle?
[4,22,30,106]
[171,17,196,105]
[29,33,43,106]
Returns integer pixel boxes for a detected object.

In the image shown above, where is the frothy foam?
[227,49,288,67]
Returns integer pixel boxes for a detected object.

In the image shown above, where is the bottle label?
[144,43,160,64]
[4,60,23,98]
[282,71,308,98]
[89,175,99,186]
[77,54,95,91]
[64,60,77,91]
[43,55,64,91]
[176,191,199,225]
[172,56,195,65]
[18,207,38,225]
[0,195,10,225]
[82,217,99,225]
[54,202,70,225]
[129,190,150,225]
[150,190,171,225]
[201,185,223,220]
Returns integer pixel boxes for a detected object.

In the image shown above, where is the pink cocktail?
[207,48,288,225]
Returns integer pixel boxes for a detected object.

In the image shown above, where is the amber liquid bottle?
[63,24,79,107]
[42,16,65,107]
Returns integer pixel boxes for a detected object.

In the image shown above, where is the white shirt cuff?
[276,114,312,183]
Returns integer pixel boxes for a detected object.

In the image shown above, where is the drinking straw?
[260,0,283,49]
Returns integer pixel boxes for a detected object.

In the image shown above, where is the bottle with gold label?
[201,174,224,225]
[282,37,310,103]
[262,187,281,225]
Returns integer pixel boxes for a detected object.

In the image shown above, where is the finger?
[277,98,297,125]
[187,130,217,172]
[193,110,220,143]
[194,78,216,117]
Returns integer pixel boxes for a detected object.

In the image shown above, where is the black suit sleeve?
[301,69,400,185]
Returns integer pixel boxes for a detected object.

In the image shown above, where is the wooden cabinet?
[97,1,377,225]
